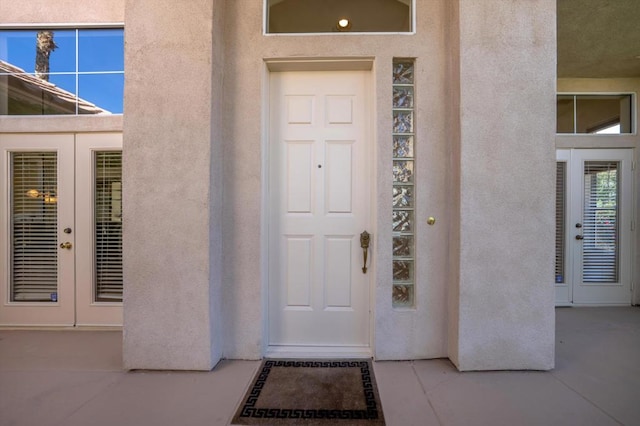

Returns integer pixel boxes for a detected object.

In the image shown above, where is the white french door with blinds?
[556,149,634,305]
[0,133,123,326]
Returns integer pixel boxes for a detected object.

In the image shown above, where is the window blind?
[582,161,619,283]
[94,151,122,302]
[11,152,58,302]
[555,162,566,283]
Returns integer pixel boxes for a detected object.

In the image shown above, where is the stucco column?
[122,0,224,370]
[449,0,556,370]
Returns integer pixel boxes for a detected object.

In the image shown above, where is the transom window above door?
[265,0,413,34]
[0,27,124,115]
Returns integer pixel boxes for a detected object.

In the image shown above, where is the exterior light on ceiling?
[337,18,352,31]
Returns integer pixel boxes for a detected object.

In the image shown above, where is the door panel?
[0,133,123,326]
[555,149,633,305]
[75,133,123,326]
[269,71,371,350]
[0,134,75,325]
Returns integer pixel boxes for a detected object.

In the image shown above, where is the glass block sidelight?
[392,58,416,308]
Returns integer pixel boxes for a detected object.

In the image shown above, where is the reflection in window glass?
[557,94,633,134]
[556,95,574,134]
[79,73,124,114]
[0,28,124,115]
[266,0,412,33]
[0,30,75,73]
[48,73,76,95]
[79,29,124,72]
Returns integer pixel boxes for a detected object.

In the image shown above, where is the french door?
[0,133,123,326]
[556,149,634,305]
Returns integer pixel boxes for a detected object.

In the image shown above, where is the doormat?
[231,360,385,425]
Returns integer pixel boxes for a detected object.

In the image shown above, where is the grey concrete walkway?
[1,307,639,426]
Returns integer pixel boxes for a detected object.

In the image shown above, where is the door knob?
[427,217,436,226]
[60,242,72,249]
[575,235,584,240]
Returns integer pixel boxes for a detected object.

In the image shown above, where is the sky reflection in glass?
[0,28,124,114]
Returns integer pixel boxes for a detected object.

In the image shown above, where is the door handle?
[360,231,370,274]
[575,235,584,240]
[60,242,73,249]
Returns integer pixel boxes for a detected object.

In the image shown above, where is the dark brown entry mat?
[231,359,385,425]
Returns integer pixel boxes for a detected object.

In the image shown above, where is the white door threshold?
[266,345,372,359]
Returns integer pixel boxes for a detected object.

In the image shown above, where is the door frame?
[556,148,635,306]
[262,58,376,357]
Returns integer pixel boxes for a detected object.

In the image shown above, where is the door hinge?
[633,161,637,171]
[632,220,636,232]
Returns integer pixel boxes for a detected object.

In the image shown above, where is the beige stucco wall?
[1,0,560,371]
[0,0,123,24]
[221,0,450,360]
[557,78,640,306]
[449,0,557,370]
[122,0,223,370]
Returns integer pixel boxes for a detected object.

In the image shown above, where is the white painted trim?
[556,92,637,136]
[263,0,416,35]
[0,23,124,29]
[260,62,271,356]
[562,303,634,307]
[265,57,374,72]
[267,345,372,359]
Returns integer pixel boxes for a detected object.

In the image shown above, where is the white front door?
[0,133,123,326]
[556,149,634,305]
[268,70,372,355]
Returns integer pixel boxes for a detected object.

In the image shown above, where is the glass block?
[392,210,413,232]
[393,235,414,257]
[393,284,413,307]
[393,136,414,158]
[393,110,413,133]
[393,185,413,208]
[393,86,414,108]
[393,161,413,183]
[392,61,414,84]
[393,260,413,282]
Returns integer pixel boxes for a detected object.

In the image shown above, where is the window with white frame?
[557,94,633,134]
[0,28,124,115]
[266,0,413,34]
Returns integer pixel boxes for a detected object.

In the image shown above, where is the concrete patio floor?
[1,307,639,426]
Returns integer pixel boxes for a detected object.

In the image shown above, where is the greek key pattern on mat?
[240,360,380,420]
